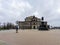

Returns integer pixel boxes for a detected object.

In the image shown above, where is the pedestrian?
[16,25,19,33]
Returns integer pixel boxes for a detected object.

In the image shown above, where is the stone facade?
[17,16,48,29]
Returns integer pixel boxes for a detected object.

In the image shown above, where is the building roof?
[25,16,41,22]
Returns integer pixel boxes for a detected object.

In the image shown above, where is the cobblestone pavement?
[0,29,60,45]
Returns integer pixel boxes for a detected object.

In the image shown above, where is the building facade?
[17,16,48,29]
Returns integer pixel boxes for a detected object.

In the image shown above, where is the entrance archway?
[32,26,37,29]
[33,26,35,29]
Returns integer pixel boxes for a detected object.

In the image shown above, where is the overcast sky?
[0,0,60,26]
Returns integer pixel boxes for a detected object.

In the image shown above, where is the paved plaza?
[0,29,60,45]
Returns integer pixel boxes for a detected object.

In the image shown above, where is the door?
[33,26,35,29]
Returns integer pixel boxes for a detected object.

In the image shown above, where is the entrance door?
[33,26,35,29]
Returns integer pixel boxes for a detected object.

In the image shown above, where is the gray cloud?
[0,0,60,26]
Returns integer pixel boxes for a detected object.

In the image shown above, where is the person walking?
[16,25,19,33]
